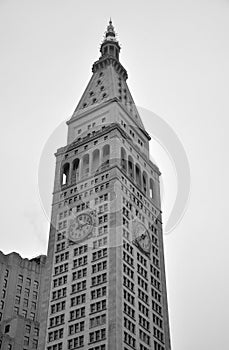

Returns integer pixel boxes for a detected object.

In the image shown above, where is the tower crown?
[100,19,120,61]
[70,20,149,137]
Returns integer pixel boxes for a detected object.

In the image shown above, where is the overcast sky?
[0,1,229,349]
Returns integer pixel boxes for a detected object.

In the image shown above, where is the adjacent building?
[0,251,46,349]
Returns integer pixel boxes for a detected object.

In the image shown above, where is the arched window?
[142,171,148,194]
[110,46,114,56]
[61,163,70,186]
[150,179,154,199]
[121,147,127,171]
[115,48,119,59]
[128,155,134,178]
[92,149,100,172]
[81,154,90,177]
[135,163,142,188]
[102,145,110,167]
[71,158,80,184]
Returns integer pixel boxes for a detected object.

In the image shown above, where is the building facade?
[0,251,46,350]
[40,21,171,350]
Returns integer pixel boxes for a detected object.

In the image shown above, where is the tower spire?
[100,19,120,61]
[104,18,116,40]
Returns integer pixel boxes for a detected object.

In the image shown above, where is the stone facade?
[0,20,171,350]
[42,21,171,350]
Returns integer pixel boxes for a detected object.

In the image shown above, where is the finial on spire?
[99,19,121,61]
[104,18,116,40]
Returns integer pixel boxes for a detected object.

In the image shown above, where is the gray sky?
[0,1,229,349]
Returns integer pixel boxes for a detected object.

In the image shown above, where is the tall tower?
[41,21,171,350]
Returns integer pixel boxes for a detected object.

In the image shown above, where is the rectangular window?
[14,306,19,314]
[73,256,88,268]
[24,336,30,346]
[92,248,107,262]
[89,314,106,328]
[91,286,107,300]
[71,280,87,293]
[34,327,39,337]
[23,299,29,307]
[91,273,107,287]
[24,288,30,298]
[30,312,35,321]
[49,314,65,328]
[3,279,7,288]
[124,302,135,319]
[89,328,106,344]
[48,328,64,342]
[47,343,63,350]
[69,307,85,321]
[18,274,23,284]
[70,294,86,307]
[22,309,27,318]
[68,321,85,335]
[50,301,66,315]
[90,300,106,314]
[31,302,36,311]
[68,335,84,349]
[74,245,88,256]
[15,296,20,305]
[32,339,38,349]
[52,287,67,301]
[54,263,68,276]
[5,324,10,333]
[26,278,31,287]
[33,281,39,289]
[25,324,31,334]
[124,317,135,334]
[16,285,22,294]
[124,331,136,348]
[72,268,87,281]
[92,261,107,274]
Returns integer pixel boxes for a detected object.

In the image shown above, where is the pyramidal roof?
[71,20,145,130]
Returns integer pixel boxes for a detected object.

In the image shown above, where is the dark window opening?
[71,158,80,184]
[5,325,10,333]
[61,163,70,186]
[135,164,142,188]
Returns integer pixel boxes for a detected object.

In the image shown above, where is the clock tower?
[39,20,171,350]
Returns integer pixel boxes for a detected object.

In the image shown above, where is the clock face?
[133,221,151,255]
[68,213,93,243]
